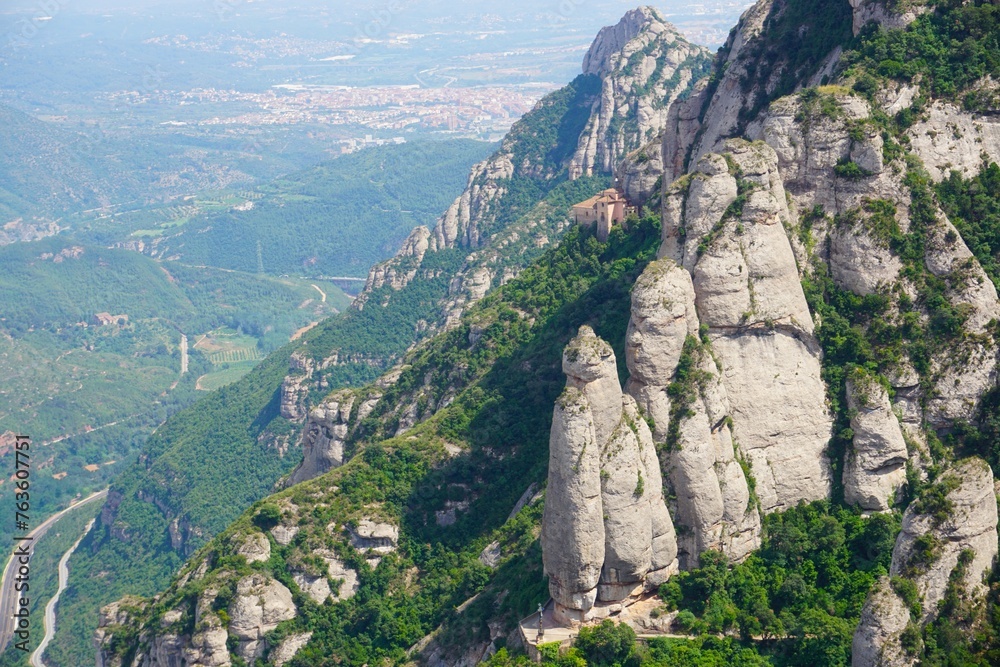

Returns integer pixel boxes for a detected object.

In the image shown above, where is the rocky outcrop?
[542,385,605,618]
[434,156,514,252]
[570,7,711,179]
[654,18,1000,515]
[542,327,677,622]
[908,97,1000,182]
[660,0,777,182]
[659,140,834,513]
[843,370,908,512]
[854,458,998,665]
[293,570,332,604]
[322,550,360,600]
[293,549,360,604]
[95,591,236,667]
[921,217,1000,428]
[624,259,760,568]
[890,459,998,616]
[186,590,232,667]
[229,574,297,663]
[235,532,271,564]
[269,632,312,667]
[286,389,355,486]
[749,89,1000,429]
[348,519,399,553]
[849,0,928,36]
[662,0,923,184]
[852,577,915,667]
[278,352,319,421]
[616,138,664,210]
[95,598,146,667]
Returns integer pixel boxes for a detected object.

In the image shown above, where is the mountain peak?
[582,6,677,77]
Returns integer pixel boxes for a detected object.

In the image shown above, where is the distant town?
[106,83,555,147]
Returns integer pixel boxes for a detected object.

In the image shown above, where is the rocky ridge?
[95,0,1000,664]
[647,0,1000,658]
[278,8,713,492]
[353,7,710,326]
[541,0,1000,638]
[569,7,711,179]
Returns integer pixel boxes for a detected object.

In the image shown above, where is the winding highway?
[30,518,96,667]
[0,489,107,653]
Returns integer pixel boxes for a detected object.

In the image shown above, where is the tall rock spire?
[542,326,677,622]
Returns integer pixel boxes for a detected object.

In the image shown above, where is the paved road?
[180,334,189,375]
[0,490,107,653]
[311,284,327,303]
[30,518,96,667]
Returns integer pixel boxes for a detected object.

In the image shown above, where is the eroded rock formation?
[659,139,834,513]
[570,7,711,179]
[542,326,677,622]
[624,259,761,568]
[853,458,998,666]
[286,389,355,486]
[354,7,710,334]
[843,370,908,512]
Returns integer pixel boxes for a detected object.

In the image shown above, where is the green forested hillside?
[45,173,612,666]
[0,238,350,558]
[0,105,143,223]
[81,3,1000,667]
[0,237,349,434]
[0,138,492,547]
[27,18,736,658]
[92,215,664,667]
[130,141,494,277]
[43,64,618,664]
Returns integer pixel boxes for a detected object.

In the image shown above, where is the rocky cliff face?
[569,7,711,179]
[96,1,1000,664]
[278,7,715,491]
[353,7,710,333]
[541,327,677,622]
[285,389,355,486]
[853,459,998,666]
[623,259,761,568]
[636,0,1000,655]
[94,526,315,667]
[639,0,1000,544]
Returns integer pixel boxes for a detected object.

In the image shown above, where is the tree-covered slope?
[47,68,658,667]
[87,2,1000,667]
[136,141,494,278]
[49,12,715,665]
[0,238,349,536]
[94,215,665,667]
[0,104,144,225]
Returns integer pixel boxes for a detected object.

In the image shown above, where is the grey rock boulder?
[851,577,915,667]
[228,574,297,663]
[843,371,908,512]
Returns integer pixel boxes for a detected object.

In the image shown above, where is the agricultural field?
[193,328,264,391]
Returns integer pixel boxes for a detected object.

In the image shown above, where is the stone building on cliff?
[572,188,634,242]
